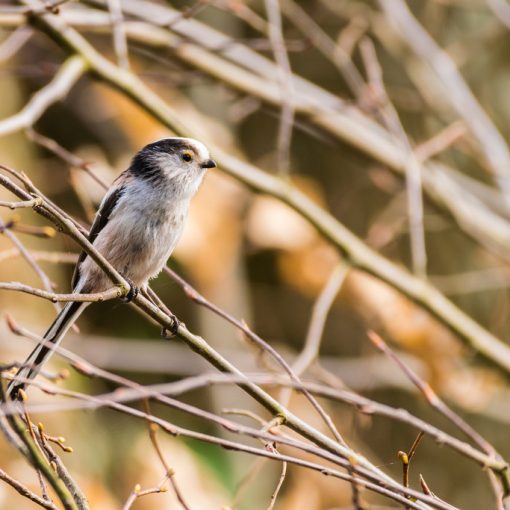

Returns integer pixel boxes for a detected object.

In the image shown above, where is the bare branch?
[280,0,365,96]
[360,38,427,278]
[368,331,510,502]
[0,377,456,510]
[143,400,191,510]
[0,198,40,209]
[0,389,81,510]
[264,0,295,175]
[122,478,169,510]
[5,3,510,268]
[26,128,110,190]
[0,467,59,510]
[16,0,510,377]
[107,0,130,69]
[0,26,32,63]
[267,456,287,510]
[0,282,122,302]
[0,56,86,137]
[293,261,348,376]
[279,261,348,408]
[379,0,510,203]
[0,3,508,508]
[165,268,346,445]
[0,248,78,265]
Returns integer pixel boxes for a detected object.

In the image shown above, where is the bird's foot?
[161,313,181,338]
[120,277,139,303]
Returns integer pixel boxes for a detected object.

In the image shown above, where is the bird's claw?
[121,278,139,303]
[161,314,181,338]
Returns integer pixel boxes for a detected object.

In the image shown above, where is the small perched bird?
[8,137,215,398]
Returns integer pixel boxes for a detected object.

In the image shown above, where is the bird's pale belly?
[78,206,185,291]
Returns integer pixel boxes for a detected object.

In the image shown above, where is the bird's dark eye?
[182,152,193,162]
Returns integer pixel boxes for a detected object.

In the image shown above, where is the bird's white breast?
[79,178,190,290]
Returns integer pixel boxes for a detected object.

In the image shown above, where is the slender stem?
[0,283,122,302]
[18,3,510,376]
[0,467,59,510]
[0,55,86,137]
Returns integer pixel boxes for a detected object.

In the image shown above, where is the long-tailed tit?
[8,137,216,397]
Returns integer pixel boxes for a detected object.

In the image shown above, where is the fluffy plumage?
[9,137,215,397]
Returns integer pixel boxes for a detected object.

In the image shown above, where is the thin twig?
[399,431,425,509]
[18,3,510,378]
[367,332,497,456]
[142,400,192,510]
[0,387,80,510]
[415,121,467,162]
[26,128,110,190]
[0,26,32,63]
[280,0,365,96]
[107,0,130,69]
[0,0,70,15]
[360,38,427,278]
[0,282,122,302]
[488,0,510,29]
[288,262,348,380]
[379,0,510,204]
[165,267,347,446]
[368,331,510,503]
[0,56,86,137]
[264,0,295,175]
[1,376,454,510]
[0,215,69,322]
[267,454,287,510]
[122,477,169,510]
[0,467,58,510]
[0,248,78,265]
[0,199,38,209]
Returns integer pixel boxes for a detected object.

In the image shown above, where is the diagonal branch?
[4,6,510,267]
[379,0,510,204]
[0,166,437,505]
[0,282,122,302]
[0,56,86,137]
[12,0,510,377]
[0,467,59,510]
[264,0,295,175]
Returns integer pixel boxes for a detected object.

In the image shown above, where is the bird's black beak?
[201,159,217,169]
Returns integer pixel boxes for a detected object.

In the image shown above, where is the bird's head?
[131,137,216,196]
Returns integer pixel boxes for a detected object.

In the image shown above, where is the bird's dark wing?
[71,182,126,289]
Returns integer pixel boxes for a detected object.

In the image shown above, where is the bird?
[8,137,216,398]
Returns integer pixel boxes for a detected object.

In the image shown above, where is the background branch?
[1,1,509,508]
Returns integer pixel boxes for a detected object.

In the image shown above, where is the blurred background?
[2,0,510,508]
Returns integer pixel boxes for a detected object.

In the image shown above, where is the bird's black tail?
[7,300,88,398]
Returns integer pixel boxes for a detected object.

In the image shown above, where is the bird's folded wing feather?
[71,175,128,288]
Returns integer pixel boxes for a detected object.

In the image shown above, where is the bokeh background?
[2,0,510,508]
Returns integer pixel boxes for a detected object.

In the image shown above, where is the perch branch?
[17,1,510,378]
